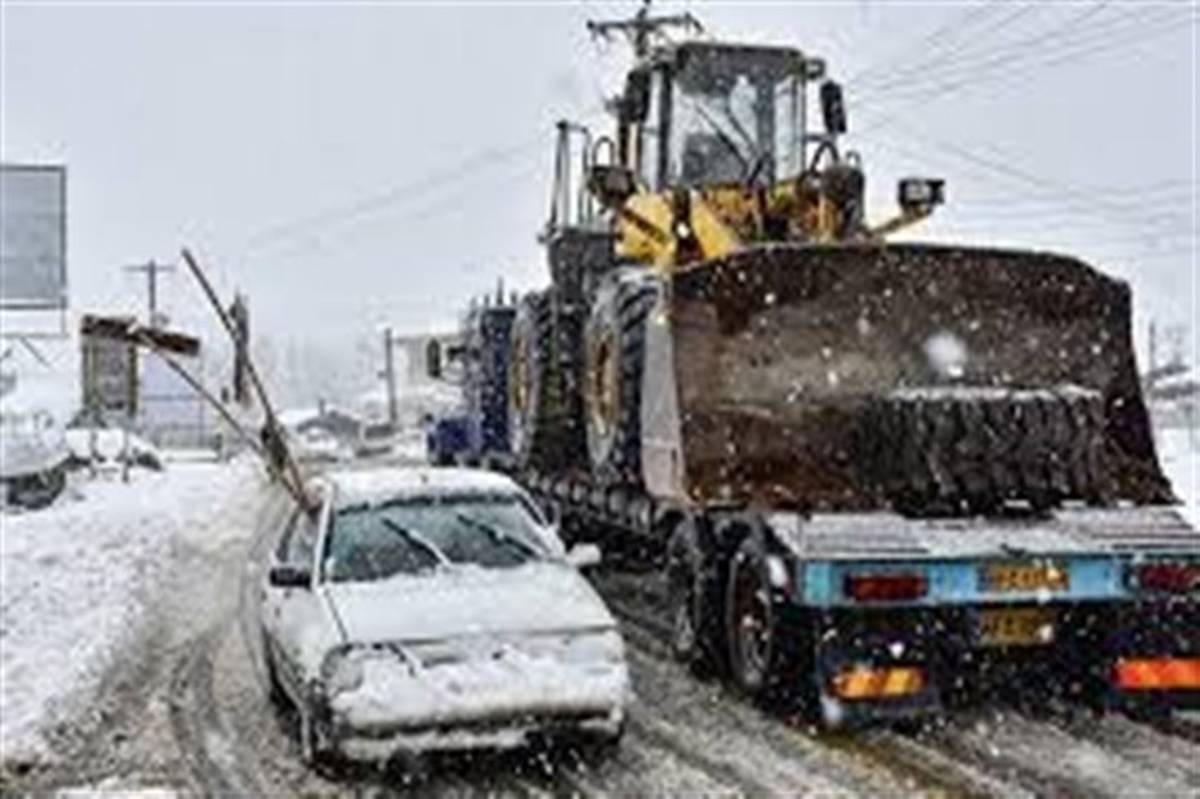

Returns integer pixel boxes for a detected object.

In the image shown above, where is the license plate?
[979,607,1057,647]
[981,562,1069,593]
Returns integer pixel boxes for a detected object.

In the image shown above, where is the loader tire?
[584,273,660,486]
[508,291,585,472]
[863,387,1109,515]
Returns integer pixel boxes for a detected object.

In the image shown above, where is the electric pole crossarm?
[587,1,703,57]
[124,260,176,328]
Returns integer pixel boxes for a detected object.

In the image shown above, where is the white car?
[258,466,628,766]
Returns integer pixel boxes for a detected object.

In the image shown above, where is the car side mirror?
[268,564,311,589]
[566,543,602,570]
[426,339,442,380]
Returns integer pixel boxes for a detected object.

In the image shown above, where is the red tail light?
[1134,562,1200,594]
[844,573,928,602]
[1114,657,1200,691]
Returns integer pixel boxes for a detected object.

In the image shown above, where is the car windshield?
[324,492,551,582]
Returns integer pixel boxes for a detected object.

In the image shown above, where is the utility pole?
[228,293,251,406]
[587,0,703,58]
[1148,320,1158,377]
[381,327,398,430]
[125,260,176,328]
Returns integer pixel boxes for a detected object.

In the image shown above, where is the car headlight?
[320,647,366,695]
[563,630,625,665]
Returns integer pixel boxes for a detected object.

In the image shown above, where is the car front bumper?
[318,659,629,761]
[332,708,624,760]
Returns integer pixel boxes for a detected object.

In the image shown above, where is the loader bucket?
[659,243,1171,513]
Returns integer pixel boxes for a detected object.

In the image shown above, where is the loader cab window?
[668,47,804,188]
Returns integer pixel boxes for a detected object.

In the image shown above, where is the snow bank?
[1157,426,1199,528]
[62,428,163,471]
[0,459,259,764]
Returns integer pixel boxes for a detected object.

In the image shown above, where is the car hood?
[323,562,615,644]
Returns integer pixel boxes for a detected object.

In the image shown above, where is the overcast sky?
[2,1,1196,399]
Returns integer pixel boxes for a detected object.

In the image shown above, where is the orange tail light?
[831,666,926,700]
[1114,657,1200,691]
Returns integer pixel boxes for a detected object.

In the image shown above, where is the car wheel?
[260,631,288,708]
[298,701,337,770]
[569,718,624,766]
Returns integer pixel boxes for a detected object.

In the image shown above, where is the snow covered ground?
[0,458,261,766]
[1156,426,1199,527]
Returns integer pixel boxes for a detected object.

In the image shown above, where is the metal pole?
[180,248,311,511]
[383,327,398,429]
[148,260,158,325]
[125,260,175,329]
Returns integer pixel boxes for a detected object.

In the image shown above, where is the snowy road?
[4,458,1199,797]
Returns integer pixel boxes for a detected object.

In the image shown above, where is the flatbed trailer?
[508,467,1200,725]
[421,9,1200,726]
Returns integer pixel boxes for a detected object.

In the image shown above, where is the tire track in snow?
[559,732,743,797]
[1150,712,1200,745]
[925,710,1197,799]
[167,622,261,796]
[604,594,967,798]
[1044,711,1200,788]
[595,566,1200,799]
[598,574,1034,798]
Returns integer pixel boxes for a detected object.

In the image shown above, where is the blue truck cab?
[426,298,515,467]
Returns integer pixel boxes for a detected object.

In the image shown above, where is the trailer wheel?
[725,532,792,702]
[666,518,725,676]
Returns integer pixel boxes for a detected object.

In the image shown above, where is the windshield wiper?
[380,518,451,566]
[454,512,543,559]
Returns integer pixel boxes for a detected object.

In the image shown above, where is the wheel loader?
[428,6,1199,724]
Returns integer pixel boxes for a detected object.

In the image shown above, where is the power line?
[241,136,545,253]
[845,1,1008,88]
[854,2,1112,96]
[853,5,1193,116]
[853,1,1043,95]
[862,124,1194,234]
[239,104,610,259]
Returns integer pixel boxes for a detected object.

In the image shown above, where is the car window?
[276,507,317,568]
[324,492,552,583]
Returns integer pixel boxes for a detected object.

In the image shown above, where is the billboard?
[1,164,67,309]
[80,330,136,414]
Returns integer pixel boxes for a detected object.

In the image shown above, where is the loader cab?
[619,42,827,191]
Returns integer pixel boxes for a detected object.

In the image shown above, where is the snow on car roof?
[321,466,523,508]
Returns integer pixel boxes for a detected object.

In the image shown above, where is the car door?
[264,503,324,698]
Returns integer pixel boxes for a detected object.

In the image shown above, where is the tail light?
[832,665,926,699]
[844,573,928,602]
[1131,562,1200,594]
[1114,657,1200,691]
